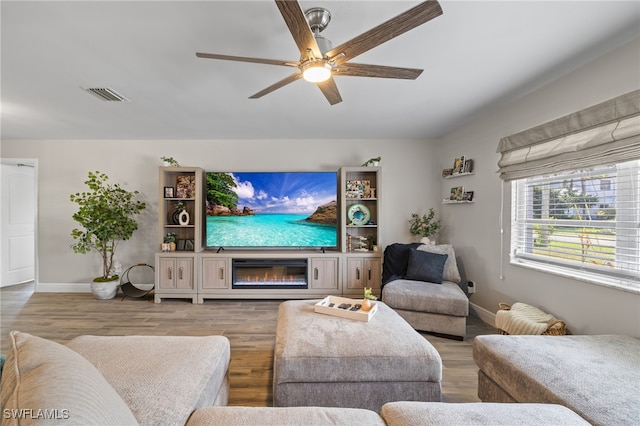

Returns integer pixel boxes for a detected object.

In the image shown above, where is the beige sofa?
[1,330,588,425]
[474,334,640,425]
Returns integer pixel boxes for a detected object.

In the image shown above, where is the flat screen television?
[205,171,338,249]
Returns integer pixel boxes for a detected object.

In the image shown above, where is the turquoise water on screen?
[206,214,337,247]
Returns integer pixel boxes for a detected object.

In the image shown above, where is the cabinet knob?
[168,266,173,280]
[314,267,319,280]
[179,267,183,280]
[368,267,372,281]
[219,267,224,280]
[356,267,361,281]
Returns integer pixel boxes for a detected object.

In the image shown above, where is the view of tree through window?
[512,160,639,290]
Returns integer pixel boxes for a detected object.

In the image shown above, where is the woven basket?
[497,302,566,336]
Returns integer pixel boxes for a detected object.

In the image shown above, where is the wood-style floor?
[0,283,496,406]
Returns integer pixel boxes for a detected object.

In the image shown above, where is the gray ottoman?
[381,402,589,425]
[273,299,442,413]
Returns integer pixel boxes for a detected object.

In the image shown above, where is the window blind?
[511,160,640,291]
[497,90,640,181]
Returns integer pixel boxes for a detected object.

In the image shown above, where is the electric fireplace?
[232,259,308,289]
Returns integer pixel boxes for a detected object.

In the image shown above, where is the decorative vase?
[169,242,176,251]
[361,298,372,312]
[178,209,190,225]
[420,237,434,245]
[90,277,119,300]
[172,209,182,225]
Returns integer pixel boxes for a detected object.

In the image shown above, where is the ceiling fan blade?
[326,1,443,65]
[316,77,342,105]
[196,52,298,68]
[335,63,423,80]
[275,0,322,59]
[249,72,303,99]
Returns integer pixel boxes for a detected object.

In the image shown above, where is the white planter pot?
[91,279,119,300]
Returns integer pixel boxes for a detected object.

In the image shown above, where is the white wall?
[437,38,640,337]
[0,138,441,287]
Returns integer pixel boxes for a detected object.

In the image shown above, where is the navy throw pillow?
[405,249,448,284]
[382,242,423,285]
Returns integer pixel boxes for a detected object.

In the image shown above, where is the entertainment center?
[155,166,382,303]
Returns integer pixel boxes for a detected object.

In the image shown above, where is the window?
[511,160,640,292]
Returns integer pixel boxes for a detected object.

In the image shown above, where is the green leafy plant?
[362,156,381,167]
[164,232,177,243]
[364,287,377,300]
[70,171,146,281]
[409,208,441,238]
[161,156,180,167]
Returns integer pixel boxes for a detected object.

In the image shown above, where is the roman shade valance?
[497,89,640,181]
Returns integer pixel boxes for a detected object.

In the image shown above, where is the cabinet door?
[346,258,364,290]
[201,258,229,289]
[346,257,381,291]
[363,258,381,289]
[175,258,194,289]
[310,258,338,290]
[158,257,193,290]
[158,257,178,289]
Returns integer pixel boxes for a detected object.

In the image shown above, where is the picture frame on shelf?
[164,186,174,198]
[176,239,186,251]
[184,239,195,251]
[442,168,454,178]
[463,159,474,174]
[450,186,464,201]
[463,191,474,201]
[453,156,465,174]
[176,175,195,198]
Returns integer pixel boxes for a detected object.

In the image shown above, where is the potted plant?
[362,156,381,167]
[161,156,180,167]
[70,171,146,299]
[164,232,177,252]
[409,208,441,244]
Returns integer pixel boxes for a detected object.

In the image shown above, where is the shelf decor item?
[347,203,371,226]
[450,186,464,201]
[362,156,381,167]
[176,175,196,198]
[452,156,465,174]
[70,170,146,299]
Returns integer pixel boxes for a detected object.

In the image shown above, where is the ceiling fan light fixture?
[302,61,332,83]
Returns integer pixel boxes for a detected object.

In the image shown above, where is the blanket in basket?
[495,302,558,335]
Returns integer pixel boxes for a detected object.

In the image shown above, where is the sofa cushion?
[381,402,589,425]
[405,249,448,284]
[67,334,230,426]
[473,334,640,426]
[382,279,469,317]
[0,331,138,426]
[382,242,422,285]
[418,244,461,283]
[187,406,386,426]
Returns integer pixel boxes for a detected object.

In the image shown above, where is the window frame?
[510,160,640,294]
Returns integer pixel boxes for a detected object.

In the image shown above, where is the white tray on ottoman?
[314,295,378,322]
[274,299,442,413]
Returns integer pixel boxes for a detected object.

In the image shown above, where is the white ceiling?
[1,1,639,141]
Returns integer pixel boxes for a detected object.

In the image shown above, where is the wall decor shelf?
[443,172,474,179]
[443,200,475,204]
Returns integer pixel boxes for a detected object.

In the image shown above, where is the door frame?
[0,158,39,291]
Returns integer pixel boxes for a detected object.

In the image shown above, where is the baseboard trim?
[36,283,91,293]
[36,282,154,293]
[470,301,496,327]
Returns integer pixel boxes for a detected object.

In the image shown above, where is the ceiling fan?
[196,1,443,105]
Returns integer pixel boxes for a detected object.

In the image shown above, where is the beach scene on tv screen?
[205,172,337,247]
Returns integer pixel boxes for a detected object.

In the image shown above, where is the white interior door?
[1,163,36,287]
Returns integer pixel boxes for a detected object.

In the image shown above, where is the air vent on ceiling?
[84,87,130,102]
